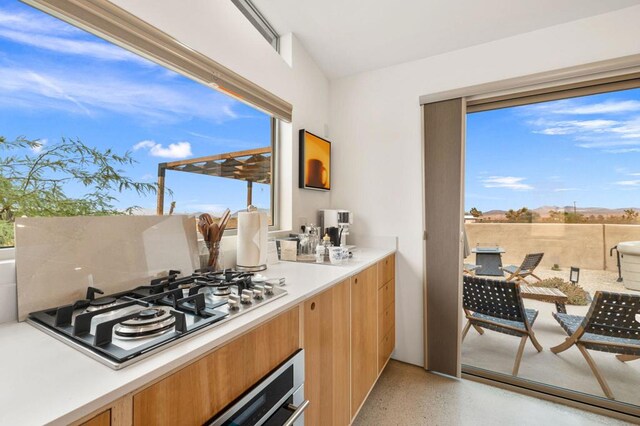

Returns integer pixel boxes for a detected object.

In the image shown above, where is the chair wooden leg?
[463,309,484,336]
[530,273,542,282]
[462,321,471,342]
[551,337,576,354]
[577,344,615,400]
[616,354,640,362]
[512,335,528,376]
[473,325,485,335]
[528,331,543,352]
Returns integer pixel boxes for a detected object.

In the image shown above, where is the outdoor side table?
[520,284,568,313]
[472,247,505,276]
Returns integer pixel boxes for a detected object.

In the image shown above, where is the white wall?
[329,6,640,366]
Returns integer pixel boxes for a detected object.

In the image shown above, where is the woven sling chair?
[551,291,640,400]
[502,252,544,284]
[462,276,543,376]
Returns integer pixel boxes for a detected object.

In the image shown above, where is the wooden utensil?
[206,209,231,267]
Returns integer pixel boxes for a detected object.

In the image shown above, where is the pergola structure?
[156,147,271,214]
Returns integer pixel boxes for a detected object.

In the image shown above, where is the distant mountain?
[473,206,640,219]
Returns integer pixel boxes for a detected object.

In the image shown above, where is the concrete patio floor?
[462,267,640,407]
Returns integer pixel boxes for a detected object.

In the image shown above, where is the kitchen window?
[0,0,280,247]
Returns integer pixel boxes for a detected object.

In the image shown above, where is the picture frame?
[299,129,331,191]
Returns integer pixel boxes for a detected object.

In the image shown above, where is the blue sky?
[466,87,640,212]
[0,0,271,215]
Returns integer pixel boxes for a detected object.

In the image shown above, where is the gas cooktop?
[27,269,287,369]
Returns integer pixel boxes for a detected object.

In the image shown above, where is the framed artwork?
[299,129,331,190]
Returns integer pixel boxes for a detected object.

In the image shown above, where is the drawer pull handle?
[283,400,310,426]
[310,302,316,311]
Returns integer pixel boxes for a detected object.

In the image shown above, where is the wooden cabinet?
[378,278,395,373]
[377,254,395,288]
[303,279,350,426]
[73,254,396,426]
[81,410,110,426]
[350,265,378,419]
[132,308,300,426]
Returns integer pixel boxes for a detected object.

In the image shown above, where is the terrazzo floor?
[353,360,631,425]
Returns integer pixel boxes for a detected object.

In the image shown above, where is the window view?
[463,87,640,407]
[0,0,273,247]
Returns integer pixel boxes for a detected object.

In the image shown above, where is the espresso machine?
[319,209,353,246]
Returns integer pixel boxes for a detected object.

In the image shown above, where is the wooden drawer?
[378,302,395,339]
[379,279,395,310]
[132,308,300,426]
[378,328,395,372]
[81,410,110,426]
[377,254,395,288]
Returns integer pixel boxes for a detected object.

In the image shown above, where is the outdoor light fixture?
[570,266,580,285]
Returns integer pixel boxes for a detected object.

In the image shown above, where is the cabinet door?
[133,308,300,425]
[80,410,110,426]
[304,279,350,426]
[378,279,396,373]
[377,254,395,288]
[350,265,378,418]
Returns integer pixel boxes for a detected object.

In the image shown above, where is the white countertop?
[0,248,395,426]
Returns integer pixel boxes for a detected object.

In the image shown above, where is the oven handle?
[282,400,310,426]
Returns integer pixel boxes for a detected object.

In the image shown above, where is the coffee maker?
[319,209,353,246]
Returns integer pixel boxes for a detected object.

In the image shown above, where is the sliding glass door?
[462,82,640,418]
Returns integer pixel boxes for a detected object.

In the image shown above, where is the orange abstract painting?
[300,130,331,190]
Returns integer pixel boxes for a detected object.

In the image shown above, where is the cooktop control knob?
[241,289,253,304]
[264,283,274,295]
[253,285,264,300]
[228,294,240,310]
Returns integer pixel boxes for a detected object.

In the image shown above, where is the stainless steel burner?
[85,296,118,312]
[114,307,176,340]
[213,286,231,296]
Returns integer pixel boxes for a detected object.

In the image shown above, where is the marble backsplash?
[15,215,199,321]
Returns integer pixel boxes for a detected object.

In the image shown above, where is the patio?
[461,267,640,407]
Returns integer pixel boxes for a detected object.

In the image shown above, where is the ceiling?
[252,0,640,78]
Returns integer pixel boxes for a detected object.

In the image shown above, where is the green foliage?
[533,277,590,306]
[0,136,159,246]
[469,207,482,217]
[0,220,13,246]
[623,208,639,222]
[504,207,538,223]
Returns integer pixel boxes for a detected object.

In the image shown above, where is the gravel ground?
[533,266,637,296]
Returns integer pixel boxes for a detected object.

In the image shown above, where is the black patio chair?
[551,291,640,399]
[462,275,543,376]
[502,252,544,284]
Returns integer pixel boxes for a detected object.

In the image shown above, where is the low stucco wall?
[466,223,640,271]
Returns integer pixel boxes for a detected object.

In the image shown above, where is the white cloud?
[551,100,640,115]
[615,180,640,187]
[139,173,155,181]
[133,140,192,159]
[0,65,240,123]
[553,188,579,192]
[482,176,533,191]
[576,139,640,149]
[534,119,619,136]
[0,9,149,65]
[31,138,47,154]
